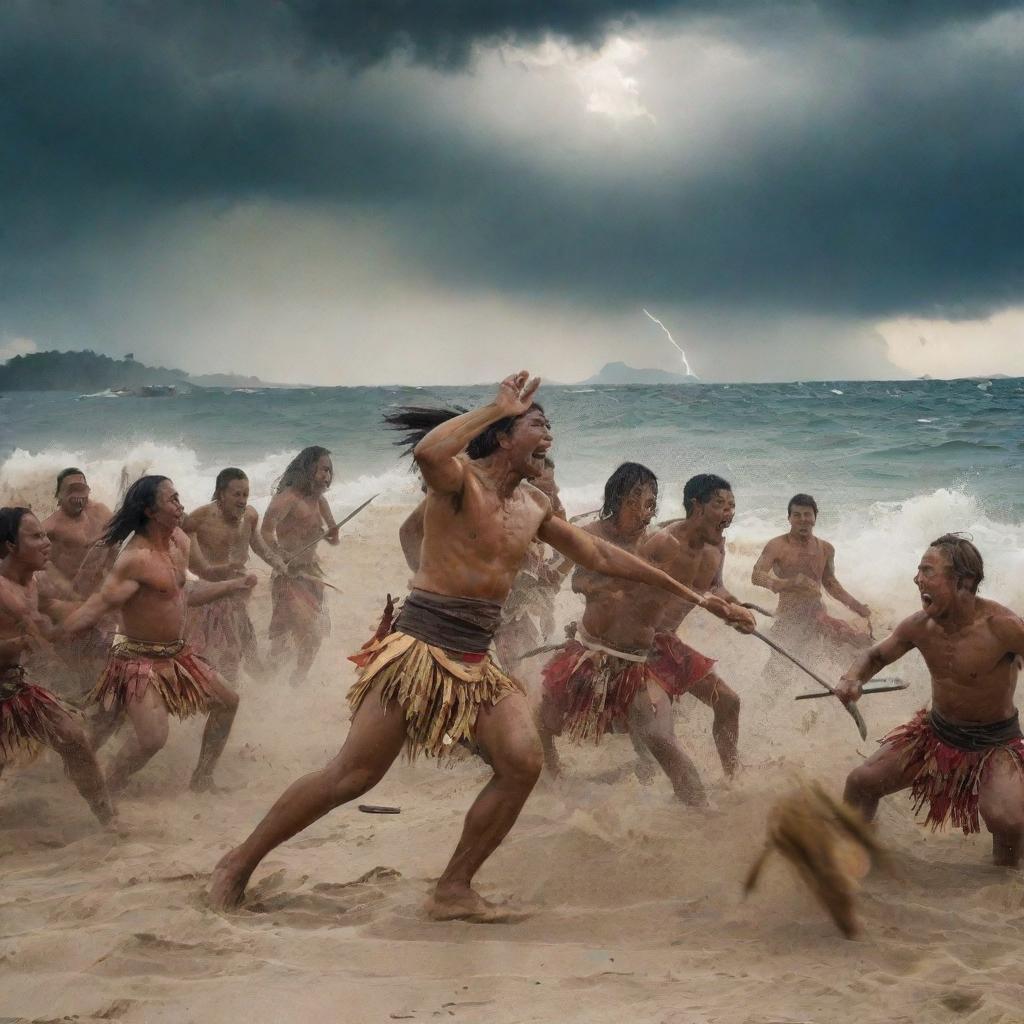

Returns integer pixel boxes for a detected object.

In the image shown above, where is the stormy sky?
[2,1,1022,384]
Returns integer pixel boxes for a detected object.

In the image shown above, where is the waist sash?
[393,589,502,655]
[928,708,1023,752]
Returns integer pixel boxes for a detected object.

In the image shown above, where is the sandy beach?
[3,506,1023,1024]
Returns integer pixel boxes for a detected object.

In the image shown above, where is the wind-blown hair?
[683,473,732,517]
[601,463,658,519]
[930,533,984,593]
[275,446,331,495]
[383,403,544,462]
[383,407,465,459]
[55,467,86,497]
[0,507,32,553]
[102,475,169,546]
[213,467,247,500]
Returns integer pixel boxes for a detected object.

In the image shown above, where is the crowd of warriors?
[2,372,1022,926]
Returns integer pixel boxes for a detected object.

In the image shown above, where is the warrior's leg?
[47,710,115,825]
[190,673,240,792]
[209,680,407,909]
[979,749,1024,868]
[536,690,564,777]
[429,691,542,920]
[628,688,707,807]
[688,672,740,777]
[106,687,171,792]
[842,740,917,821]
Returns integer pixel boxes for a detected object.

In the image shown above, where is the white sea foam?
[2,446,1020,627]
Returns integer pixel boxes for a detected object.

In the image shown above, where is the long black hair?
[601,463,658,519]
[102,475,169,545]
[0,506,31,555]
[383,403,544,462]
[275,446,331,495]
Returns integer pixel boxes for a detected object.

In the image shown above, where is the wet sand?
[3,508,1023,1024]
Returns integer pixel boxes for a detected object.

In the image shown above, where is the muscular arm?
[260,492,294,551]
[184,523,239,581]
[822,545,869,617]
[399,502,426,572]
[413,372,539,495]
[59,554,144,634]
[991,610,1024,659]
[836,618,918,702]
[539,515,753,629]
[751,542,780,593]
[248,509,287,573]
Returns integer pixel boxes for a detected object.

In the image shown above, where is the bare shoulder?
[982,599,1024,640]
[183,504,212,531]
[821,539,836,557]
[521,481,552,516]
[90,501,113,521]
[894,610,930,640]
[642,526,678,561]
[113,543,149,577]
[762,534,786,552]
[40,510,61,531]
[267,489,297,511]
[171,526,191,553]
[245,506,260,526]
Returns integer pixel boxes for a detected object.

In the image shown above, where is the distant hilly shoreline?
[0,350,301,392]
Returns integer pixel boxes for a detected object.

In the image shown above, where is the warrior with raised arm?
[261,447,339,687]
[184,468,287,682]
[539,464,753,804]
[0,507,114,825]
[56,477,255,793]
[839,535,1024,867]
[210,372,747,919]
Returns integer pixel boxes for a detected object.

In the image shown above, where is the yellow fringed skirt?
[347,630,523,761]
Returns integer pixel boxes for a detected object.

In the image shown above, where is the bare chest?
[776,543,826,579]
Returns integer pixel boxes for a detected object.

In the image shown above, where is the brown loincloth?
[269,568,330,641]
[89,635,228,720]
[883,707,1024,834]
[347,589,521,761]
[186,595,256,677]
[0,665,74,765]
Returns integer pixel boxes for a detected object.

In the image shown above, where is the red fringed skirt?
[884,708,1024,834]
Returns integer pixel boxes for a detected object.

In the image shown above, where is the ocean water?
[2,377,1023,620]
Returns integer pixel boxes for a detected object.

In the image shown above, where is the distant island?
[0,349,298,392]
[579,361,699,386]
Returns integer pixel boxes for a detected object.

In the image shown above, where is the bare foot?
[190,772,227,794]
[425,886,531,924]
[208,850,252,910]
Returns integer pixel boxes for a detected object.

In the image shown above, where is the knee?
[980,801,1024,838]
[51,717,91,755]
[844,762,881,801]
[135,722,170,759]
[326,761,384,804]
[715,686,740,720]
[499,740,544,789]
[219,687,240,713]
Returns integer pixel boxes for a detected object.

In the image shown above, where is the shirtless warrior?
[42,469,116,693]
[56,477,255,793]
[0,507,114,825]
[839,535,1024,867]
[752,493,870,689]
[539,464,754,805]
[210,372,746,919]
[184,468,288,682]
[261,447,340,687]
[42,468,113,588]
[642,474,750,780]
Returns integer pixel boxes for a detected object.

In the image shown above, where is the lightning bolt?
[642,309,695,377]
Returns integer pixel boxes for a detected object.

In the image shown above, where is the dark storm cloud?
[1,0,1023,336]
[278,0,1024,66]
